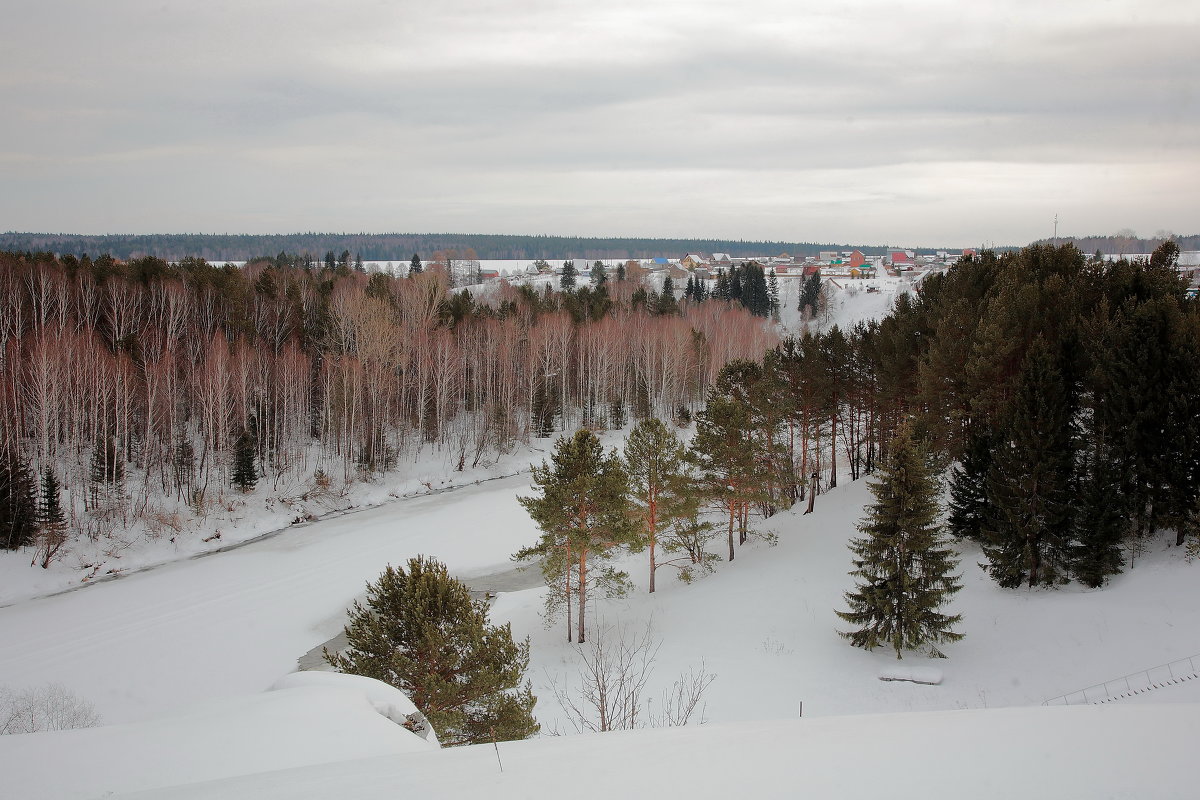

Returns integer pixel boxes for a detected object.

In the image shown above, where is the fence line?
[1043,654,1200,706]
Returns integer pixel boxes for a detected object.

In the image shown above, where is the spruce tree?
[946,427,994,543]
[714,269,729,300]
[658,275,678,315]
[409,253,423,275]
[982,339,1077,588]
[0,456,37,551]
[1071,433,1126,587]
[35,467,68,568]
[231,429,257,492]
[799,271,822,315]
[326,556,538,746]
[767,268,780,320]
[560,260,577,290]
[837,425,963,659]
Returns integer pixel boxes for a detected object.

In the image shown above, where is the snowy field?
[1,470,1197,798]
[2,277,1197,797]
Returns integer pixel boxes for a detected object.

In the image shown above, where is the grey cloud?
[1,0,1196,243]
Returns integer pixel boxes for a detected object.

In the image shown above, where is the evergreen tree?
[624,418,693,593]
[688,369,767,561]
[560,260,577,290]
[0,456,37,551]
[836,425,963,658]
[616,262,626,282]
[946,427,994,543]
[729,267,743,304]
[326,556,538,746]
[799,271,822,315]
[1071,432,1126,587]
[34,467,67,568]
[767,268,780,320]
[658,275,678,315]
[231,429,258,492]
[409,253,423,275]
[683,276,695,302]
[714,269,729,300]
[982,339,1077,588]
[516,430,637,643]
[590,260,607,286]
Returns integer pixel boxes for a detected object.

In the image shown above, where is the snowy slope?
[106,704,1200,799]
[0,473,542,723]
[0,675,434,800]
[503,477,1200,729]
[0,444,1198,797]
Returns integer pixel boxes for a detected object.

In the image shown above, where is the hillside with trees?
[0,251,775,564]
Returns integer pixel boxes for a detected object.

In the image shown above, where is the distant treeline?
[1034,233,1200,255]
[0,232,898,263]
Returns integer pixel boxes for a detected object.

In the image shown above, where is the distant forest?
[0,232,900,263]
[1034,233,1200,255]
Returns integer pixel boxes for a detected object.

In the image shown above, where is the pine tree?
[624,418,693,593]
[836,425,963,659]
[688,373,766,561]
[409,253,423,275]
[516,430,637,643]
[590,260,607,286]
[326,556,538,746]
[231,429,257,492]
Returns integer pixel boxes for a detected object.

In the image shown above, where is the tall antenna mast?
[1053,214,1059,246]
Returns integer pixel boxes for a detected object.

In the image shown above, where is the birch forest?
[0,251,778,562]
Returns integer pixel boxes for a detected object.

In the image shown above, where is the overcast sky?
[3,0,1196,246]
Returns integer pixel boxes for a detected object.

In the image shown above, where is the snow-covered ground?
[1,469,1198,796]
[10,697,1200,799]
